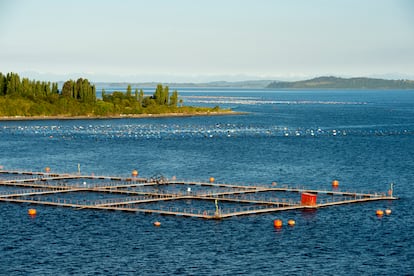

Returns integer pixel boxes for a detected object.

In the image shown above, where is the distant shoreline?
[266,76,414,89]
[0,111,246,121]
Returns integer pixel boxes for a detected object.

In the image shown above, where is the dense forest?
[0,72,222,117]
[267,76,414,89]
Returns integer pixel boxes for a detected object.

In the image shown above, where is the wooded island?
[0,72,226,118]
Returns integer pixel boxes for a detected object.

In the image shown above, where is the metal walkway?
[0,169,397,219]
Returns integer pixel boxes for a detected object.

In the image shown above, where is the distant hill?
[93,76,414,89]
[95,80,274,89]
[266,76,414,89]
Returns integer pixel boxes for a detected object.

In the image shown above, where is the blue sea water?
[0,89,413,275]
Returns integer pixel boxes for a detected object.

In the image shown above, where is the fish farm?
[0,169,397,219]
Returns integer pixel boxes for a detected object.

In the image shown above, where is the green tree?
[162,85,169,105]
[169,90,178,107]
[61,80,74,98]
[126,84,132,98]
[0,73,6,95]
[52,82,59,94]
[139,89,144,103]
[134,88,138,100]
[95,100,114,115]
[21,78,32,98]
[102,88,107,101]
[152,84,170,105]
[142,96,155,108]
[61,78,95,103]
[6,72,21,96]
[153,84,163,105]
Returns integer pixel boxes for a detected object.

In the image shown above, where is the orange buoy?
[385,209,392,215]
[209,177,215,183]
[287,219,296,226]
[332,180,339,188]
[273,219,283,228]
[28,209,37,216]
[153,221,161,227]
[376,209,384,216]
[132,170,138,177]
[45,167,51,173]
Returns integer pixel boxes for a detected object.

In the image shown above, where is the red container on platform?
[301,193,317,206]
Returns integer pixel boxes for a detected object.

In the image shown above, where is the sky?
[0,0,413,82]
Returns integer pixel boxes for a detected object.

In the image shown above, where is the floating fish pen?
[0,169,397,219]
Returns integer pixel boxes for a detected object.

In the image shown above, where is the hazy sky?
[1,0,413,82]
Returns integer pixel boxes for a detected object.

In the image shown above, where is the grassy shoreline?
[0,110,246,121]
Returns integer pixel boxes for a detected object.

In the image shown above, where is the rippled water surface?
[1,89,413,275]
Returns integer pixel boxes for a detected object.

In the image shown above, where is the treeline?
[0,72,59,100]
[267,76,414,89]
[0,72,223,117]
[61,78,96,103]
[98,84,181,115]
[0,72,97,116]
